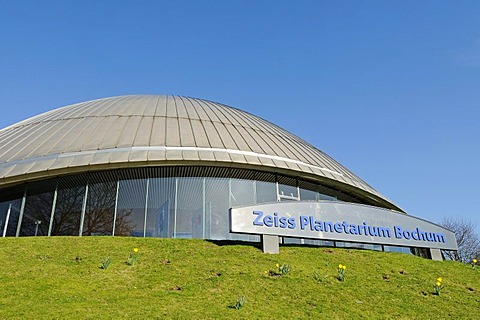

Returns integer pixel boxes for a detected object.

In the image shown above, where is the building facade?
[0,95,456,258]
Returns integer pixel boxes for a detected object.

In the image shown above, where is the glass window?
[115,179,147,236]
[299,180,320,201]
[278,176,298,200]
[20,182,55,236]
[82,180,116,236]
[146,177,175,238]
[176,177,203,239]
[205,178,229,240]
[0,199,22,236]
[383,245,413,254]
[230,178,255,207]
[51,179,85,236]
[255,180,276,204]
[336,241,382,251]
[0,188,23,237]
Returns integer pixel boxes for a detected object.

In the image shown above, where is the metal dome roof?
[0,95,401,211]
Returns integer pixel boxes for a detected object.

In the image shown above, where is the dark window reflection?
[0,187,23,237]
[82,181,116,236]
[51,182,85,236]
[20,189,54,236]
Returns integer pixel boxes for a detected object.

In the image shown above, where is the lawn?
[0,237,478,319]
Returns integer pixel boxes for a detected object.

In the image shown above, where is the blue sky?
[1,1,479,232]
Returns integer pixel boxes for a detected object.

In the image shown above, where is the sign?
[230,201,458,251]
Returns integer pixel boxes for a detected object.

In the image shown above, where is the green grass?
[0,237,478,319]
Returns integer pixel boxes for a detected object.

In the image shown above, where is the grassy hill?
[0,237,478,319]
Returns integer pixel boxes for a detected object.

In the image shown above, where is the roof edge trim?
[0,146,343,176]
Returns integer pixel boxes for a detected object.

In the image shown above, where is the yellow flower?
[133,248,139,253]
[276,263,279,268]
[436,281,441,287]
[342,265,347,270]
[338,264,343,269]
[474,259,478,264]
[437,277,442,282]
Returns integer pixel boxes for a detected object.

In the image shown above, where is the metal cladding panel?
[202,121,223,149]
[46,118,86,155]
[147,150,166,161]
[181,97,201,120]
[2,162,35,178]
[64,117,104,152]
[198,150,216,162]
[190,120,210,148]
[214,151,232,162]
[98,116,128,149]
[150,117,167,146]
[224,124,250,151]
[109,151,130,164]
[116,116,142,148]
[0,95,400,211]
[90,152,113,165]
[178,118,196,147]
[212,122,237,149]
[128,150,148,162]
[258,157,276,167]
[175,97,189,119]
[69,153,95,167]
[0,164,14,179]
[28,159,56,174]
[81,117,117,151]
[165,117,180,146]
[229,153,247,164]
[165,96,178,118]
[135,117,154,146]
[165,150,183,161]
[154,96,168,117]
[182,150,200,161]
[49,156,75,170]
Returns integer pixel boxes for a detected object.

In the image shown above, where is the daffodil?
[342,265,347,270]
[473,259,478,264]
[133,248,139,253]
[436,281,441,287]
[276,263,279,268]
[338,264,343,269]
[437,277,442,282]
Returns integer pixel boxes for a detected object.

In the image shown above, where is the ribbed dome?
[0,95,401,211]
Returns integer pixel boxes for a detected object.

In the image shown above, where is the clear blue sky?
[1,1,479,232]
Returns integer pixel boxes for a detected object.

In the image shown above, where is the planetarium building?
[0,95,456,259]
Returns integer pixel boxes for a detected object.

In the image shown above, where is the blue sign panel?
[230,201,457,250]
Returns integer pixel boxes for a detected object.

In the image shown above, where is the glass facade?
[0,166,423,257]
[0,166,359,239]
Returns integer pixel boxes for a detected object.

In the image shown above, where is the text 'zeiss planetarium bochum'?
[0,95,457,260]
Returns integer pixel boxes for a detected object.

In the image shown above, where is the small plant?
[433,277,444,295]
[100,257,111,270]
[232,295,246,310]
[337,264,347,281]
[126,247,140,266]
[278,263,290,275]
[472,259,478,269]
[264,263,290,277]
[313,271,327,283]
